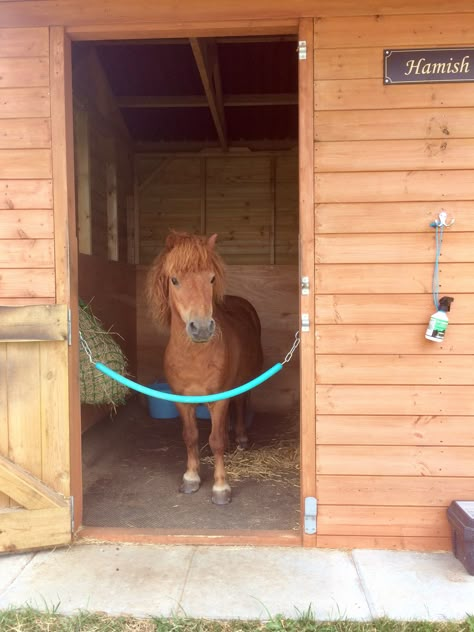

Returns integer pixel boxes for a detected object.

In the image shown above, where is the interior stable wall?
[136,151,298,265]
[313,13,474,550]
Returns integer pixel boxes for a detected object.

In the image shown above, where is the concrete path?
[0,544,473,621]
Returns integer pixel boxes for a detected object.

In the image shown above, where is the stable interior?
[73,35,301,532]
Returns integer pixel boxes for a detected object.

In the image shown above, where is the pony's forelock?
[146,232,226,327]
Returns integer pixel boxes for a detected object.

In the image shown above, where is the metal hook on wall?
[432,210,455,228]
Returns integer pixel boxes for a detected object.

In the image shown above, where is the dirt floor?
[82,398,300,531]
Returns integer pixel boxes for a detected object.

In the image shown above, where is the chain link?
[79,330,95,364]
[282,330,300,364]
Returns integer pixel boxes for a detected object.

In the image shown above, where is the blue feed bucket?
[147,381,211,420]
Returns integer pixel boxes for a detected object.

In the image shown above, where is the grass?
[0,609,473,632]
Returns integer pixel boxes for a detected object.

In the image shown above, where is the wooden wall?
[313,13,474,551]
[137,265,299,414]
[73,48,134,261]
[136,151,298,265]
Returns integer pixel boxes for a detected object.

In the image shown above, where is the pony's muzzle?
[187,318,216,342]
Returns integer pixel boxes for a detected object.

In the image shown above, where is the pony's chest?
[164,343,227,391]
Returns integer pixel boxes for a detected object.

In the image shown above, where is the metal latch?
[297,40,307,60]
[304,497,317,534]
[301,276,310,296]
[301,313,310,332]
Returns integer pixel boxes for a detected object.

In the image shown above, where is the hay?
[79,301,129,407]
[202,435,300,487]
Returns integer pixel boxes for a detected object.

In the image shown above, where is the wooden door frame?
[64,18,316,547]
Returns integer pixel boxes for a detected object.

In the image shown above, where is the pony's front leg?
[176,403,201,494]
[209,399,231,505]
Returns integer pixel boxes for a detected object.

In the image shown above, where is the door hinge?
[70,496,75,532]
[304,496,318,534]
[297,40,307,60]
[301,312,310,332]
[67,307,72,346]
[301,276,310,296]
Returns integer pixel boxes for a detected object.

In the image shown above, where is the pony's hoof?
[180,477,200,494]
[212,488,232,505]
[236,438,248,451]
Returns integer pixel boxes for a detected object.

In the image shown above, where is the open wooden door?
[0,25,77,551]
[0,306,72,552]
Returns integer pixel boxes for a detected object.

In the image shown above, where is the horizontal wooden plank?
[0,304,67,342]
[315,108,474,141]
[315,170,474,203]
[0,239,54,268]
[315,139,474,172]
[315,14,474,48]
[0,209,53,239]
[0,149,52,179]
[315,294,474,324]
[0,88,50,119]
[315,233,474,264]
[0,118,51,149]
[315,263,473,294]
[0,57,49,88]
[0,180,53,209]
[1,1,473,30]
[317,534,449,552]
[317,475,474,506]
[0,297,54,306]
[318,506,449,537]
[316,415,474,446]
[0,453,68,508]
[315,79,474,111]
[315,202,472,233]
[314,47,381,80]
[316,445,474,476]
[0,506,70,553]
[315,325,474,354]
[316,385,474,415]
[0,28,49,58]
[317,354,474,385]
[0,269,55,298]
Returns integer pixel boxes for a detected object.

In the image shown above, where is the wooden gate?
[0,305,71,552]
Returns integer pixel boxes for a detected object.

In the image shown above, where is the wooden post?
[200,158,207,235]
[74,108,92,255]
[106,138,119,261]
[298,18,316,547]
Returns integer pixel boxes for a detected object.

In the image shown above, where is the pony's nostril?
[189,321,198,334]
[209,319,216,333]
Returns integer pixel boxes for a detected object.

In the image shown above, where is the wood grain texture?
[317,534,450,551]
[0,506,70,552]
[316,385,474,415]
[0,304,67,341]
[0,149,52,179]
[0,239,54,268]
[315,294,474,324]
[0,57,49,88]
[0,210,53,239]
[0,180,53,209]
[0,118,51,149]
[0,269,55,298]
[315,109,474,141]
[0,88,50,119]
[0,27,49,57]
[316,415,474,446]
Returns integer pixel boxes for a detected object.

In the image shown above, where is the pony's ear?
[207,233,218,250]
[165,231,179,250]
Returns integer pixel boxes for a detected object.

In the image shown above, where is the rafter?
[116,93,298,108]
[189,37,228,151]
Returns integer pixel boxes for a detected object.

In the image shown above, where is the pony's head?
[146,231,225,343]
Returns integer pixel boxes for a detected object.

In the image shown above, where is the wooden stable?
[1,0,474,553]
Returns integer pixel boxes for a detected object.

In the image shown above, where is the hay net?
[79,300,129,407]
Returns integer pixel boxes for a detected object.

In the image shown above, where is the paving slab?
[0,544,195,618]
[180,546,371,620]
[353,549,474,621]
[0,553,34,598]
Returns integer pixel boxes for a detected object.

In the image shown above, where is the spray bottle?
[425,296,454,342]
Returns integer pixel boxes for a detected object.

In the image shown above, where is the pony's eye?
[171,277,179,286]
[210,276,216,284]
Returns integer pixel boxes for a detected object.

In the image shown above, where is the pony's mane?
[146,232,226,327]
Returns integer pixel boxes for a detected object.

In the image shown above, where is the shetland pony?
[146,232,263,505]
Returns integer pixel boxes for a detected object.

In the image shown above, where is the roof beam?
[189,37,227,150]
[117,93,298,108]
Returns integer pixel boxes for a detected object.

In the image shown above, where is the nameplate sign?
[384,48,474,84]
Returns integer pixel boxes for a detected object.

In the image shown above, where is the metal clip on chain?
[282,330,300,364]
